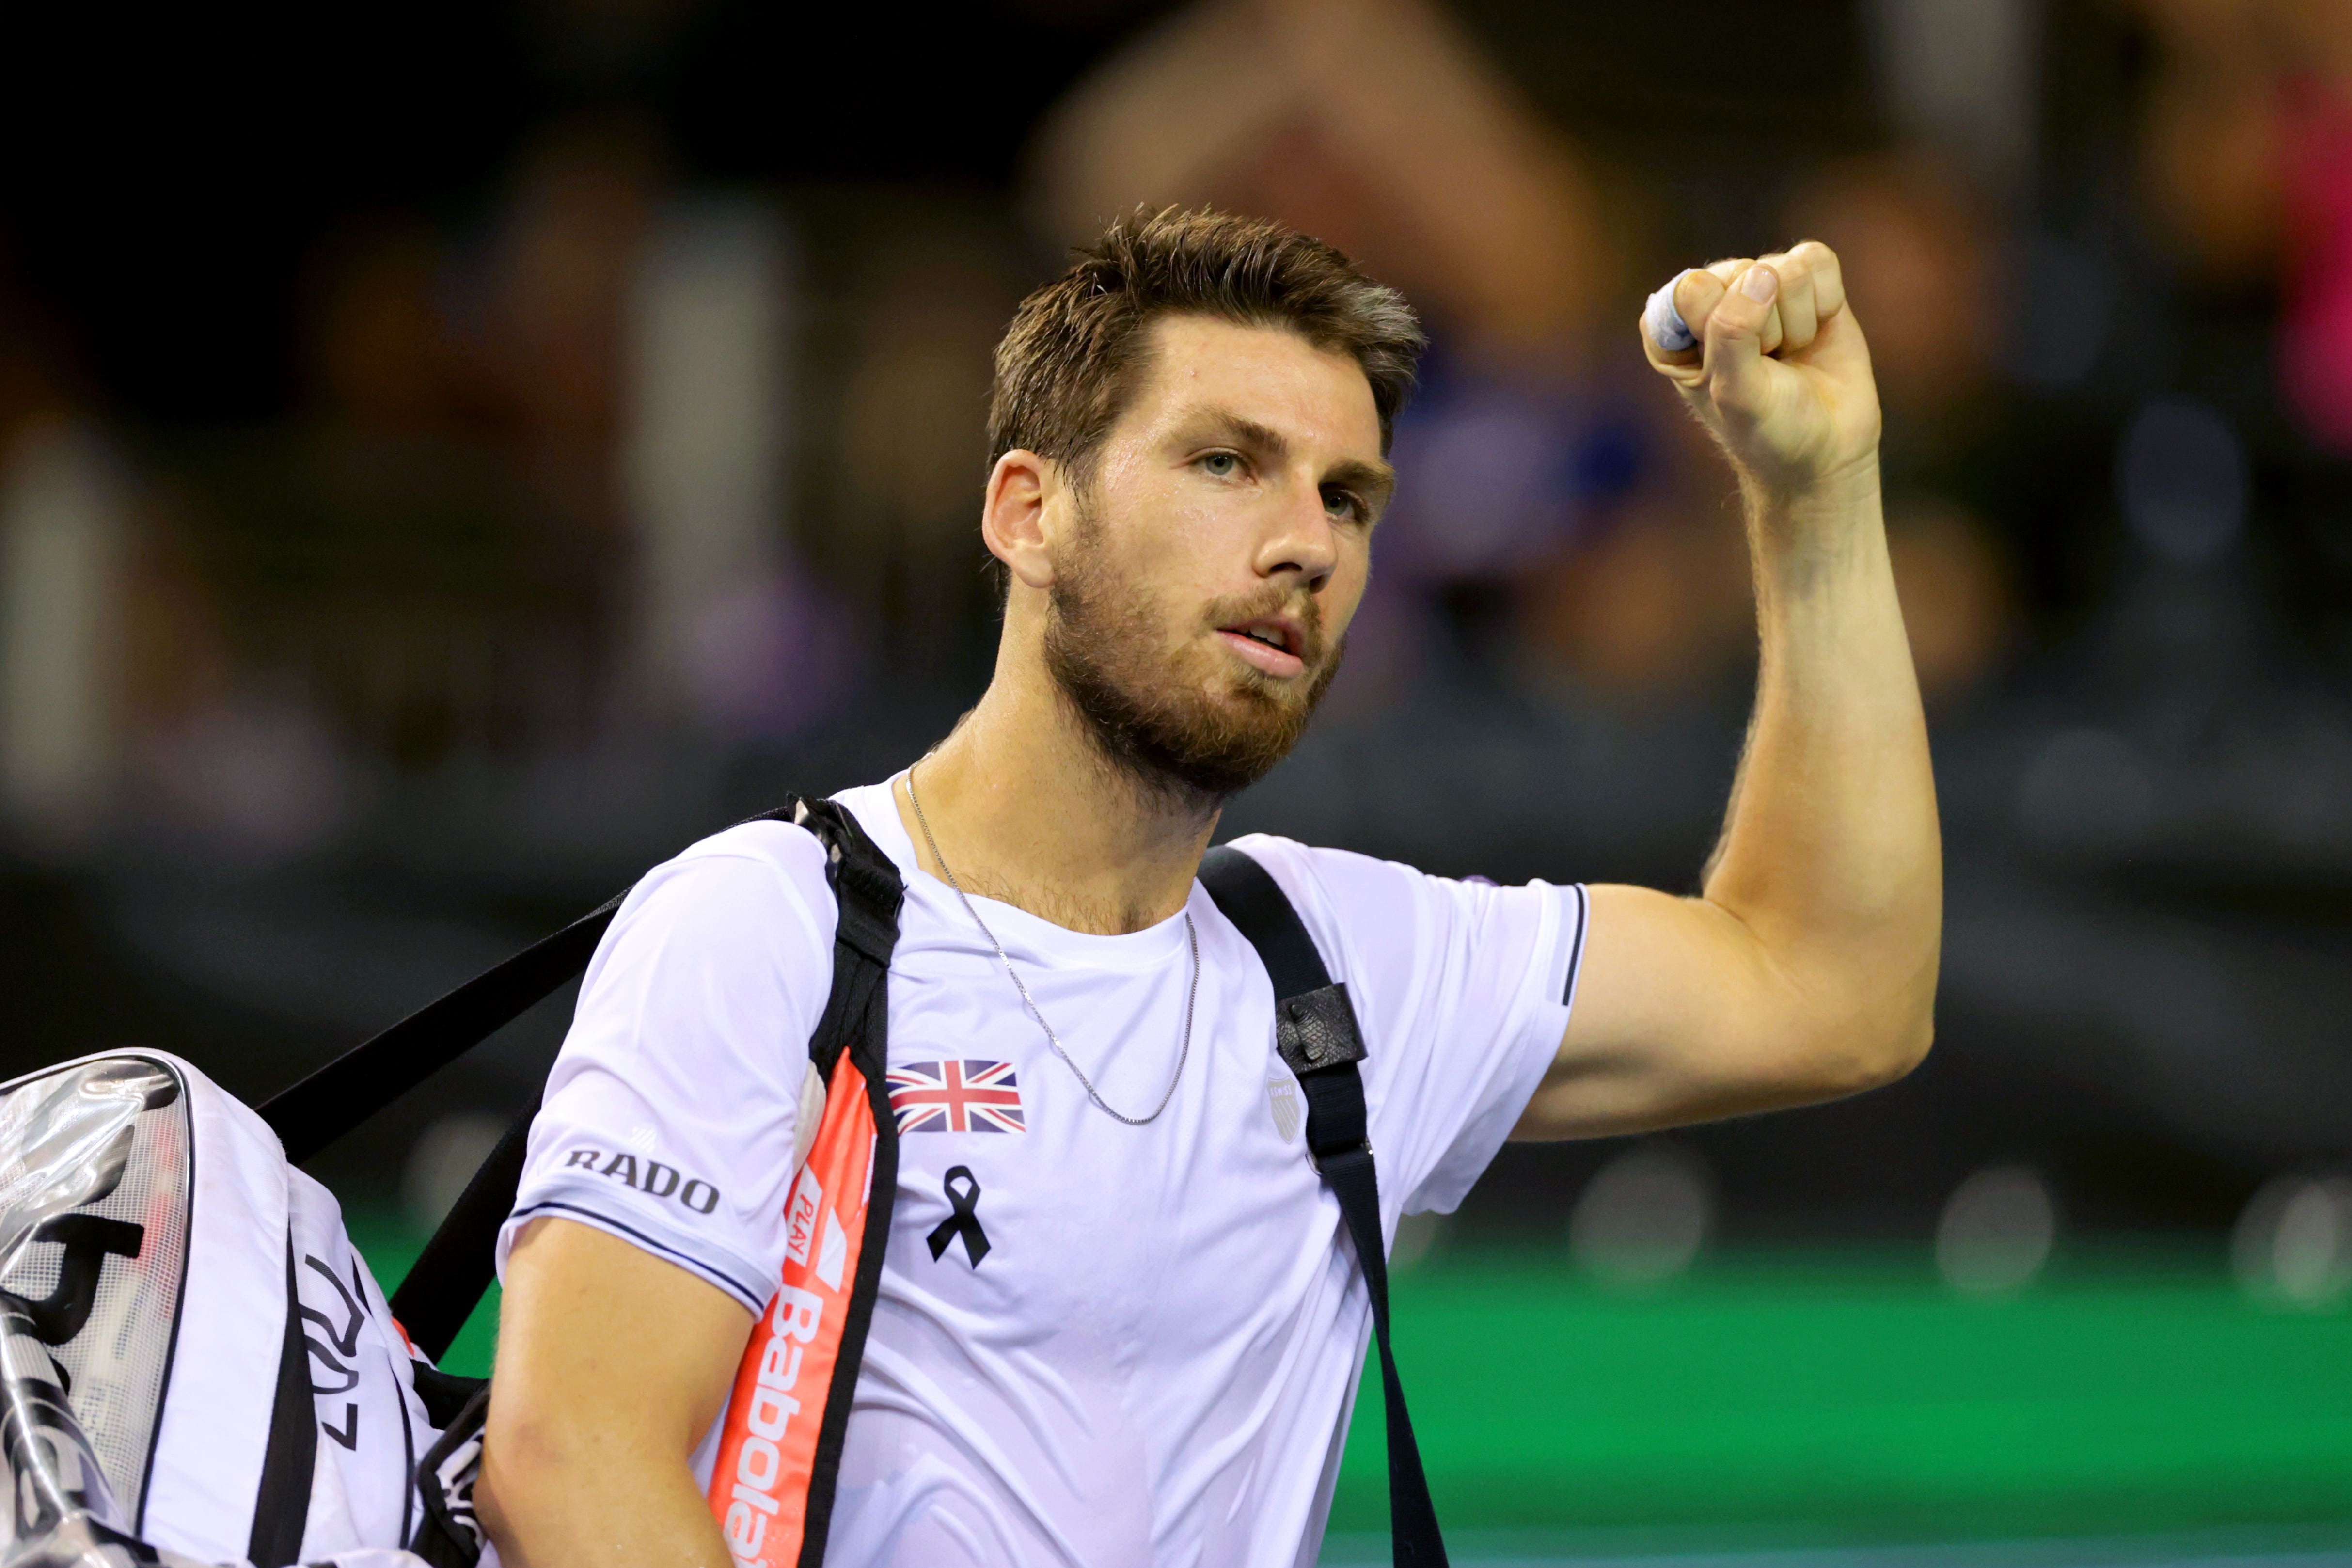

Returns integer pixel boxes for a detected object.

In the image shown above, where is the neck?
[896,655,1219,937]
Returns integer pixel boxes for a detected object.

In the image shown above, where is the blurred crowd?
[3,0,2352,1244]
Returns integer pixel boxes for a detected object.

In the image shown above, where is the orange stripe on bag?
[707,1059,875,1568]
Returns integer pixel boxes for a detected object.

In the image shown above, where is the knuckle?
[1703,362,1756,399]
[1711,298,1763,336]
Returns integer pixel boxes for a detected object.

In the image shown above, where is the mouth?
[1215,616,1307,679]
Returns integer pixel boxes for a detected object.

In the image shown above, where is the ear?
[981,449,1059,590]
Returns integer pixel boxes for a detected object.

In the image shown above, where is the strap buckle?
[1274,984,1368,1078]
[1309,1137,1373,1175]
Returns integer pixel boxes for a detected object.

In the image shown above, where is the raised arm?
[479,1217,754,1568]
[1515,243,1942,1140]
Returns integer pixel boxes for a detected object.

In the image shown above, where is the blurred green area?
[1333,1249,2352,1546]
[343,1224,2352,1551]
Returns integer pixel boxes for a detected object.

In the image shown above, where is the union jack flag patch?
[887,1060,1026,1134]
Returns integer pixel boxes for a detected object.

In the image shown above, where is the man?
[479,209,1939,1566]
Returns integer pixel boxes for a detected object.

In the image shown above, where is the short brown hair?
[987,207,1425,486]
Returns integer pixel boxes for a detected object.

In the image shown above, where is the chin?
[1046,607,1343,800]
[1193,656,1307,722]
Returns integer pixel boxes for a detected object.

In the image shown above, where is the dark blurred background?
[2,0,2351,1542]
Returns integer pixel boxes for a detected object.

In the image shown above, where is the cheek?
[1077,519,1214,649]
[1094,465,1218,562]
[1112,493,1243,606]
[1320,541,1373,636]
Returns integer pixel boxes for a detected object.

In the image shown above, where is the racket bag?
[0,1050,471,1568]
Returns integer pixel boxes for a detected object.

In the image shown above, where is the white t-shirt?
[499,777,1588,1568]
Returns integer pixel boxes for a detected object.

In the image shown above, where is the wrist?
[1743,453,1883,529]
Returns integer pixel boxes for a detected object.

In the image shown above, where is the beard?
[1042,529,1345,804]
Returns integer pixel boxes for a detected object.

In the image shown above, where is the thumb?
[1704,262,1780,416]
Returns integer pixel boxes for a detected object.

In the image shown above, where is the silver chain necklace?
[905,765,1198,1126]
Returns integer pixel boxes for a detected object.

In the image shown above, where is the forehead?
[1118,315,1382,459]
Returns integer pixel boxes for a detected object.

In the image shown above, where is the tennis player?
[478,209,1940,1567]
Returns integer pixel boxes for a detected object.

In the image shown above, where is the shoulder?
[1211,833,1445,983]
[668,814,832,880]
[1219,832,1437,916]
[616,814,838,953]
[1217,833,1569,979]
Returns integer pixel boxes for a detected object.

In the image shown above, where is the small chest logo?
[887,1060,1026,1134]
[1266,1076,1303,1143]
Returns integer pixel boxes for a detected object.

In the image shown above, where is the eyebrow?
[1179,406,1398,508]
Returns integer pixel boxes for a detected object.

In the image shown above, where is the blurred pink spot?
[684,563,860,744]
[2279,80,2352,454]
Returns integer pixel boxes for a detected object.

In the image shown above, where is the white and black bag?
[0,800,838,1568]
[0,1051,473,1568]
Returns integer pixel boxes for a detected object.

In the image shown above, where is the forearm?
[1705,460,1941,1061]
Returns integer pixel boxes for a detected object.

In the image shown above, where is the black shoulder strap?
[257,891,627,1166]
[386,1102,537,1361]
[265,885,641,1359]
[1197,845,1449,1568]
[784,796,905,1568]
[253,795,876,1363]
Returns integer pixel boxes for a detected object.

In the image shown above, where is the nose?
[1254,484,1338,592]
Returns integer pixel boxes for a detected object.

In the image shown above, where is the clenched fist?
[1642,242,1881,507]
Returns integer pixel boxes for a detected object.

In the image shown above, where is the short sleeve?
[496,821,837,1314]
[1226,836,1588,1219]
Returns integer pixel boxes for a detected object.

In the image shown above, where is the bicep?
[482,1218,754,1557]
[1512,882,1899,1140]
[494,1216,753,1437]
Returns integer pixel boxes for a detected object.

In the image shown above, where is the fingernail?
[1741,264,1777,302]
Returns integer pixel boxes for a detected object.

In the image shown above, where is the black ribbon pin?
[927,1166,991,1267]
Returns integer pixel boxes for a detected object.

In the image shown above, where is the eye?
[1198,450,1242,479]
[1322,486,1366,523]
